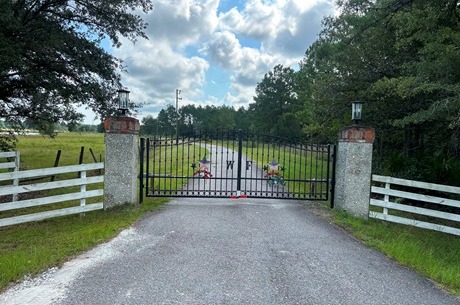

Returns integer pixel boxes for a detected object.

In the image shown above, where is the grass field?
[0,133,106,219]
[10,132,105,170]
[206,140,327,198]
[241,142,332,196]
[0,132,167,292]
[148,142,209,194]
[1,132,459,297]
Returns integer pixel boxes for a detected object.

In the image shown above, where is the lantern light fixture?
[117,88,130,116]
[352,101,363,125]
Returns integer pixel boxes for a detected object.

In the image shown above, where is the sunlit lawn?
[0,132,167,292]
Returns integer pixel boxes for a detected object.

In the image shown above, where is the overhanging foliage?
[0,0,152,149]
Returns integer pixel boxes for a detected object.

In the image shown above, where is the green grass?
[327,206,460,295]
[1,133,106,218]
[0,132,168,292]
[0,197,167,291]
[4,133,459,297]
[149,143,209,193]
[16,132,105,169]
[241,143,331,195]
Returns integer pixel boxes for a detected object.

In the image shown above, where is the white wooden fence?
[370,175,460,236]
[0,156,104,227]
[0,151,20,201]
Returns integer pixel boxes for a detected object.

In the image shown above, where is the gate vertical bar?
[139,138,145,203]
[146,138,150,198]
[325,144,331,201]
[236,129,243,197]
[186,133,191,195]
[153,136,158,195]
[320,145,326,198]
[169,134,173,195]
[219,130,224,195]
[330,144,337,208]
[227,130,232,195]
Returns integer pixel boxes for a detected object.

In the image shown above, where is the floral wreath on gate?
[263,159,285,186]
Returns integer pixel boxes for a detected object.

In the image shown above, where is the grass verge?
[0,132,170,292]
[0,196,168,292]
[149,143,209,192]
[15,132,105,169]
[310,203,460,296]
[240,142,331,196]
[6,133,458,297]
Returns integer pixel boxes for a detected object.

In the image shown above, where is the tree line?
[146,0,459,185]
[0,0,151,149]
[1,0,458,185]
[141,65,302,141]
[140,105,250,136]
[296,0,459,185]
[0,119,103,133]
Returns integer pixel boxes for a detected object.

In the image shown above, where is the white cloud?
[115,39,209,108]
[267,0,334,56]
[146,0,220,47]
[219,0,334,55]
[200,0,335,108]
[80,0,336,124]
[219,1,280,40]
[199,31,242,69]
[200,27,303,108]
[113,0,217,120]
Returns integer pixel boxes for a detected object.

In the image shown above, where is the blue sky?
[82,0,336,123]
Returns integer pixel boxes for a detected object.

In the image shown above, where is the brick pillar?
[104,116,140,209]
[335,126,375,218]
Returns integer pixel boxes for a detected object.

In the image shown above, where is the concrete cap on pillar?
[339,126,375,143]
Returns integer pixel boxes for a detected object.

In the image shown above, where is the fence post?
[383,182,390,215]
[50,150,61,182]
[104,116,140,209]
[12,151,20,202]
[80,170,86,215]
[334,126,375,218]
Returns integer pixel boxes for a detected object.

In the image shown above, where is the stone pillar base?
[104,116,140,209]
[335,126,375,218]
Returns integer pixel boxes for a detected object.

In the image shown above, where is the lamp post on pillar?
[334,101,375,218]
[104,87,140,209]
[352,101,363,125]
[117,88,130,116]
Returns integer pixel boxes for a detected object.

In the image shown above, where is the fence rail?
[0,161,104,227]
[370,175,460,236]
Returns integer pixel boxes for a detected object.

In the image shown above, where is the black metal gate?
[139,130,336,204]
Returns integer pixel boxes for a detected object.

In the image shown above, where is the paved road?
[186,144,289,198]
[157,143,325,199]
[1,198,458,305]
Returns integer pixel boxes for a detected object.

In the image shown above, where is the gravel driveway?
[1,197,459,305]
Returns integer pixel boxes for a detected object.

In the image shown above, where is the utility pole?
[175,89,182,143]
